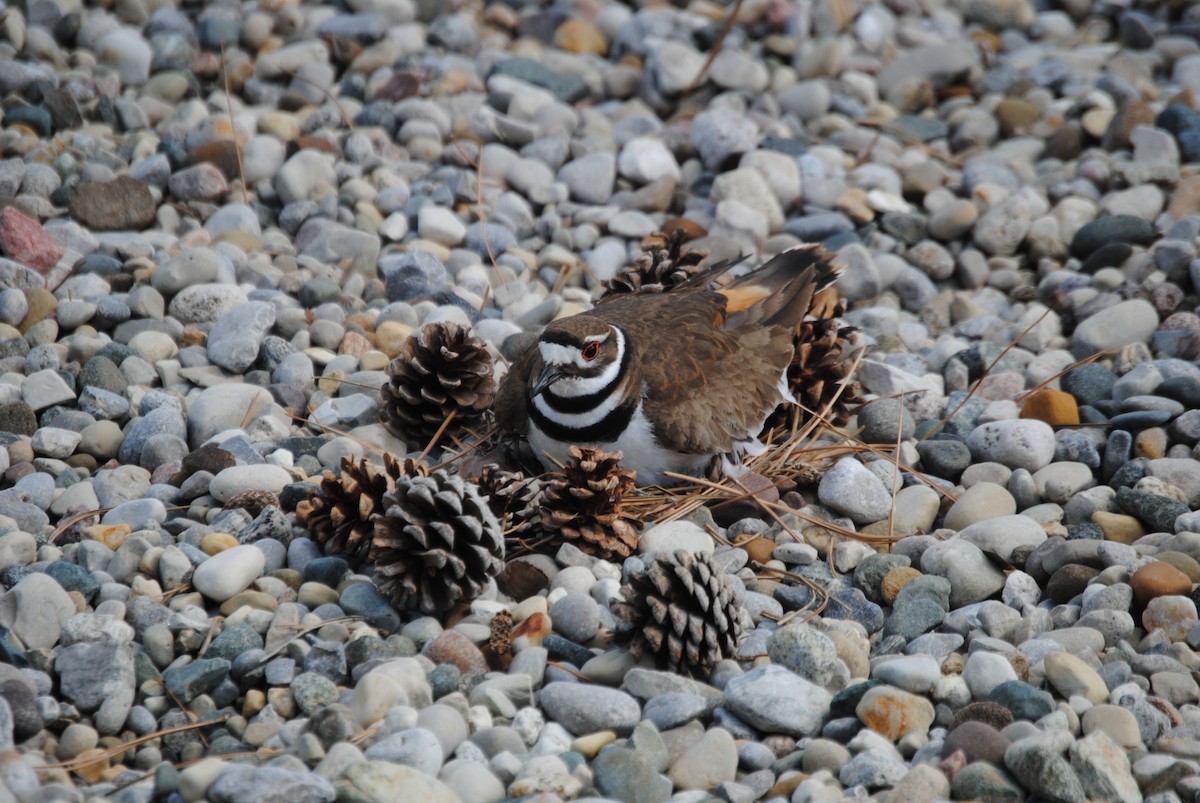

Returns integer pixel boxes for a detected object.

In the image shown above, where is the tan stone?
[881,566,922,604]
[1020,389,1080,426]
[1092,511,1144,545]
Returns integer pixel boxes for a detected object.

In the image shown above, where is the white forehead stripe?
[539,342,581,366]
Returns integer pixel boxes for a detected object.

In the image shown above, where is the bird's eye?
[581,342,601,361]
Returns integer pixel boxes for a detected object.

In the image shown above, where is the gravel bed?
[2,0,1200,802]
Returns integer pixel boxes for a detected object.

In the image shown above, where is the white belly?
[528,403,711,486]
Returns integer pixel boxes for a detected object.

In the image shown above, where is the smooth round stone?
[1072,299,1159,359]
[669,727,737,790]
[275,150,337,205]
[593,746,672,803]
[1143,595,1198,641]
[641,692,710,732]
[1003,737,1087,803]
[963,651,1018,700]
[364,724,446,772]
[920,540,1005,608]
[421,630,487,675]
[722,665,831,737]
[690,106,758,169]
[952,761,1025,800]
[928,199,979,241]
[192,545,265,602]
[958,515,1047,563]
[1081,705,1142,749]
[56,722,99,760]
[1130,561,1191,608]
[1069,214,1155,259]
[942,720,1010,766]
[872,656,941,695]
[915,439,971,481]
[538,683,640,736]
[438,758,506,803]
[767,623,838,687]
[967,420,1056,473]
[637,521,713,555]
[208,465,294,503]
[858,398,915,444]
[1043,652,1109,704]
[854,685,935,740]
[944,482,1017,530]
[208,764,335,803]
[617,137,681,184]
[884,485,940,536]
[556,152,616,205]
[167,284,247,325]
[817,456,893,524]
[207,300,276,373]
[549,594,600,644]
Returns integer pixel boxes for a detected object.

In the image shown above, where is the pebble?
[538,683,640,736]
[191,545,265,602]
[723,665,832,737]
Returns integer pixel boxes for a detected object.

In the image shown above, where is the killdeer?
[494,245,843,486]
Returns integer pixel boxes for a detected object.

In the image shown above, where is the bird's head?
[531,317,623,397]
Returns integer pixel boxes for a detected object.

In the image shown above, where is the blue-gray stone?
[988,680,1054,722]
[882,598,946,640]
[489,58,588,103]
[303,556,350,587]
[45,561,99,602]
[593,747,672,803]
[1116,486,1187,533]
[339,582,401,632]
[381,251,448,301]
[822,587,885,633]
[1070,215,1156,259]
[1107,410,1174,430]
[204,623,264,663]
[164,658,231,704]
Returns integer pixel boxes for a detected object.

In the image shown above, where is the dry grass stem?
[41,714,231,773]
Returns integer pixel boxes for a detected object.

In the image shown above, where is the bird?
[493,244,843,486]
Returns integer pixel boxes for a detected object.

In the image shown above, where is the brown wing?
[598,291,794,455]
[494,341,542,437]
[610,247,837,455]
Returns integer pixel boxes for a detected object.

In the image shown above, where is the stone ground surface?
[3,0,1200,801]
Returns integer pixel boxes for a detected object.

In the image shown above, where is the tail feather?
[718,244,841,331]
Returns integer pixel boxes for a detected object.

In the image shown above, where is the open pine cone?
[603,228,707,296]
[295,454,420,564]
[764,291,863,432]
[476,464,541,538]
[370,469,503,615]
[381,322,496,450]
[539,446,642,560]
[611,549,748,679]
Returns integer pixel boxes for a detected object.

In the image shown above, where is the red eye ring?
[581,342,601,361]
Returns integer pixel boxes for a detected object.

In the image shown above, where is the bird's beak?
[531,364,565,397]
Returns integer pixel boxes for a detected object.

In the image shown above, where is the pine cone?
[485,608,514,670]
[611,549,747,679]
[476,464,541,537]
[381,322,496,450]
[539,446,642,560]
[603,228,707,296]
[765,292,863,431]
[370,469,503,615]
[296,454,412,564]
